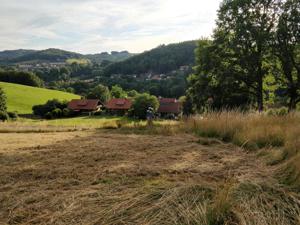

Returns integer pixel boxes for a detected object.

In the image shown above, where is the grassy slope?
[0,82,80,114]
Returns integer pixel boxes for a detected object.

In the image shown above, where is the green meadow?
[0,82,80,114]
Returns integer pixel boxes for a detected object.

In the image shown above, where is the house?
[68,99,101,114]
[157,98,182,118]
[105,98,132,115]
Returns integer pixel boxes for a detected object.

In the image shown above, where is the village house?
[157,97,182,118]
[68,99,102,115]
[105,98,132,115]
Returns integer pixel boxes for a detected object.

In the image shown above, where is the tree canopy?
[87,84,111,103]
[186,0,300,113]
[131,93,159,119]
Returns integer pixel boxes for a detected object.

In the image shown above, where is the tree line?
[186,0,299,113]
[0,70,44,87]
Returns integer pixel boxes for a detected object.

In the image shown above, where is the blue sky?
[0,0,222,53]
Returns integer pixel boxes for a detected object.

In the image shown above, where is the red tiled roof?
[68,99,100,111]
[159,98,177,103]
[158,98,181,113]
[105,98,132,110]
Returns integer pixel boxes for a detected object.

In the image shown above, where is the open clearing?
[0,130,280,225]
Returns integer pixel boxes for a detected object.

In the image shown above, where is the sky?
[0,0,222,54]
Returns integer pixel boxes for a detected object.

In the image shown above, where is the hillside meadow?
[0,82,79,114]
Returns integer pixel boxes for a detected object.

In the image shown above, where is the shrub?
[0,111,9,121]
[266,108,275,116]
[51,108,62,118]
[277,107,288,116]
[0,87,7,113]
[62,108,71,117]
[32,99,68,118]
[7,111,18,120]
[266,107,289,117]
[45,112,53,120]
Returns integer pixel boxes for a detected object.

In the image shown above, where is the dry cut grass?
[3,130,299,225]
[1,112,300,224]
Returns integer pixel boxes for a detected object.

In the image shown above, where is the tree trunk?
[257,67,264,112]
[288,86,297,111]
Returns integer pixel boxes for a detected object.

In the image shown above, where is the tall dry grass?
[183,111,300,150]
[182,111,300,188]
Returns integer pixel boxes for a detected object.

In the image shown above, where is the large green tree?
[131,93,159,119]
[111,85,127,98]
[186,38,253,112]
[275,0,300,110]
[215,0,280,111]
[87,84,111,103]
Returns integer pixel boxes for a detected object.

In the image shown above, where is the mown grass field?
[0,82,80,114]
[1,112,300,224]
[0,115,178,133]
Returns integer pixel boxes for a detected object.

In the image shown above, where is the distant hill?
[103,40,198,75]
[7,48,83,64]
[0,49,135,65]
[86,51,135,64]
[0,82,80,114]
[0,49,37,61]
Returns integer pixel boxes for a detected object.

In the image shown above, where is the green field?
[0,82,80,114]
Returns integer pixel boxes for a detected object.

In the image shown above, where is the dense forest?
[185,0,300,113]
[103,41,197,75]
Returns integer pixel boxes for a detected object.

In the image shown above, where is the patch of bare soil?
[0,131,271,224]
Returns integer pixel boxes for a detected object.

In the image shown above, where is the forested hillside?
[86,51,135,64]
[0,49,36,61]
[0,49,134,65]
[7,49,83,63]
[103,41,197,75]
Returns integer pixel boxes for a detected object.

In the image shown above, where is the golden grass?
[2,116,300,224]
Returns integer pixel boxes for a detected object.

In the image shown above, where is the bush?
[0,111,9,121]
[266,108,276,116]
[62,108,71,117]
[32,99,68,119]
[45,112,53,120]
[7,111,18,120]
[52,108,62,118]
[0,87,7,113]
[277,107,288,116]
[266,107,289,117]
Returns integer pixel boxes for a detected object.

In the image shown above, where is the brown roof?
[68,99,100,111]
[158,98,181,114]
[105,98,132,110]
[159,98,177,104]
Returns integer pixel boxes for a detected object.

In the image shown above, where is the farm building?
[68,99,102,114]
[105,98,132,115]
[157,98,182,118]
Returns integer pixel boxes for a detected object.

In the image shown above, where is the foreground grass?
[0,116,178,133]
[1,112,300,224]
[0,82,79,114]
[1,129,300,225]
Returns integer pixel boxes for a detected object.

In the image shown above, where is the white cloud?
[0,0,222,53]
